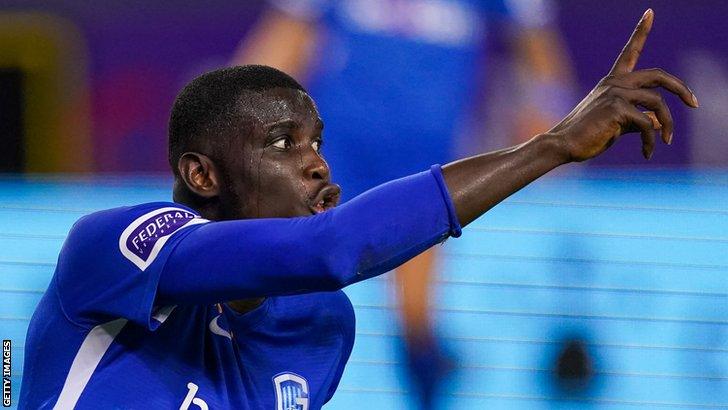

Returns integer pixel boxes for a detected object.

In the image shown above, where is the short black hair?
[168,65,307,173]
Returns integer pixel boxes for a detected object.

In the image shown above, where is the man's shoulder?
[71,202,199,237]
[76,202,197,227]
[63,202,206,270]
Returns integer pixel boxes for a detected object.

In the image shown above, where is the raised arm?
[157,167,459,306]
[443,9,698,227]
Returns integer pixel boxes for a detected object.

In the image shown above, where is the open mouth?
[309,184,341,215]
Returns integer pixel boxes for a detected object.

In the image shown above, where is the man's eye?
[312,140,322,152]
[272,138,291,150]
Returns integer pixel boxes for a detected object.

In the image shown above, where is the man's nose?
[302,150,330,181]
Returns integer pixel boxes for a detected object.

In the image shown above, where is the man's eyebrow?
[263,118,324,132]
[264,119,299,131]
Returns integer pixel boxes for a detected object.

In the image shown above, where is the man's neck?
[173,185,267,315]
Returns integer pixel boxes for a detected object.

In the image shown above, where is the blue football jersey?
[19,166,461,409]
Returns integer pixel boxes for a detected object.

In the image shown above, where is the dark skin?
[174,10,698,314]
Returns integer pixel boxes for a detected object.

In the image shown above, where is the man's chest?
[77,294,355,409]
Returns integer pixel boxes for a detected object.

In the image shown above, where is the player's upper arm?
[54,202,208,330]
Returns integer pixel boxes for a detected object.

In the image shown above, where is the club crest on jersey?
[273,372,309,410]
[119,207,208,271]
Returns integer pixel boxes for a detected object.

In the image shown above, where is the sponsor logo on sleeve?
[119,207,208,271]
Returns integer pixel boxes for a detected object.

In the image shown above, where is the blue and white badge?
[273,372,309,410]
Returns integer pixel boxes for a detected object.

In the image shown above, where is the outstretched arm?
[157,167,459,305]
[443,9,698,227]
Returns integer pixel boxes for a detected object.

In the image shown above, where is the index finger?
[610,9,654,74]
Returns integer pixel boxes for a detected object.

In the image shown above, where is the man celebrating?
[20,10,696,409]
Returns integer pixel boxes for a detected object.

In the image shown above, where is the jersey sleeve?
[156,165,461,305]
[54,202,209,330]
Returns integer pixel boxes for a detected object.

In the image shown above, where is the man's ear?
[177,152,220,198]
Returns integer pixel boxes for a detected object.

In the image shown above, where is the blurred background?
[0,0,726,409]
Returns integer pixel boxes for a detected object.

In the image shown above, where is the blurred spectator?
[235,1,574,407]
[685,50,728,166]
